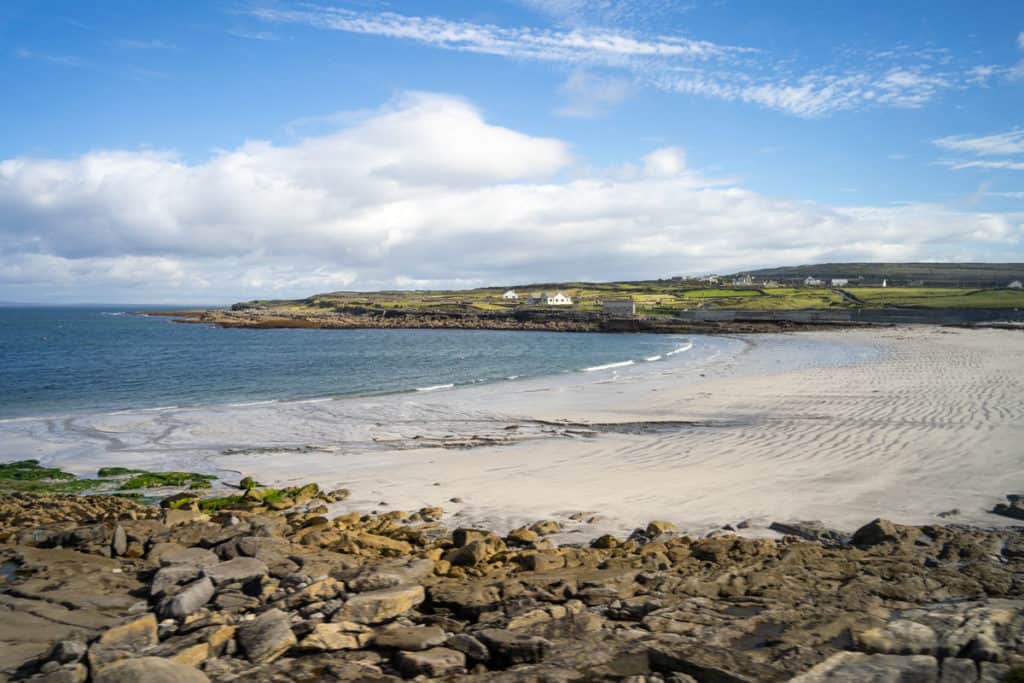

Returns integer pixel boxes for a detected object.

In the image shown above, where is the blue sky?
[1,1,1023,302]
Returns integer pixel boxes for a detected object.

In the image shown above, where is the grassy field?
[249,281,1024,315]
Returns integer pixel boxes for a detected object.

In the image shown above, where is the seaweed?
[118,471,218,490]
[97,467,147,477]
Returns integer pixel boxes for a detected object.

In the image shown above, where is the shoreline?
[6,326,1022,541]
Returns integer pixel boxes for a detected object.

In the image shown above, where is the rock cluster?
[1,494,1023,682]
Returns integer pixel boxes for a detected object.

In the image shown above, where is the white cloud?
[245,5,995,117]
[933,129,1024,156]
[942,160,1024,172]
[1,93,1021,303]
[556,69,632,116]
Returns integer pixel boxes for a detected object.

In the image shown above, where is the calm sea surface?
[0,306,717,419]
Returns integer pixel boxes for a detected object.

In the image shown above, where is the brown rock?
[394,647,466,677]
[236,608,296,663]
[93,656,210,683]
[335,584,425,624]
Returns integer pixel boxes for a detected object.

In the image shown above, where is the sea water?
[0,306,727,420]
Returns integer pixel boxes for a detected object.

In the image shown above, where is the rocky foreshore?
[146,308,837,334]
[1,490,1023,683]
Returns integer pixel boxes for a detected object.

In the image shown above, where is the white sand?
[5,326,1023,540]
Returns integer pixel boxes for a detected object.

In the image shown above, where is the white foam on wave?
[227,400,278,407]
[292,397,333,405]
[416,384,455,392]
[644,355,662,362]
[666,341,694,356]
[582,360,634,372]
[507,375,520,380]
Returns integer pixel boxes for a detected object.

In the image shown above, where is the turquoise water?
[0,306,714,419]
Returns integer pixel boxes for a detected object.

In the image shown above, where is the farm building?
[502,290,519,300]
[602,299,636,316]
[546,292,573,306]
[1009,281,1023,289]
[804,276,824,286]
[831,278,849,287]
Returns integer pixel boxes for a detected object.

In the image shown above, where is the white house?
[502,289,519,300]
[831,278,849,287]
[700,275,720,285]
[733,274,754,286]
[882,279,887,288]
[1009,280,1023,289]
[546,292,573,306]
[804,276,823,286]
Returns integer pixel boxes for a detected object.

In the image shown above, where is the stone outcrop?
[2,493,1024,682]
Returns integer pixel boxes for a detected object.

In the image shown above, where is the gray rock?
[394,647,466,677]
[978,662,1009,683]
[204,557,269,586]
[768,520,850,546]
[446,633,489,662]
[157,546,219,568]
[30,663,88,683]
[93,656,210,683]
[111,525,127,557]
[790,652,939,682]
[855,620,938,655]
[940,658,978,683]
[47,640,87,664]
[160,576,215,618]
[237,608,297,663]
[477,629,551,666]
[150,565,201,599]
[374,625,447,651]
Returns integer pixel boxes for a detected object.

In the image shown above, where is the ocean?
[0,306,724,420]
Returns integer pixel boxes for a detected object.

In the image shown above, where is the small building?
[602,299,636,316]
[700,275,720,285]
[804,276,824,286]
[882,279,887,288]
[528,292,544,305]
[831,278,849,287]
[546,292,573,306]
[732,274,754,286]
[1009,281,1023,289]
[502,289,519,300]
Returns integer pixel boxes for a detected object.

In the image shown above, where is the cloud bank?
[1,93,1021,303]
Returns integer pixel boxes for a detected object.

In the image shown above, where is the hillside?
[736,262,1024,288]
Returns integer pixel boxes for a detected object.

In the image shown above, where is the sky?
[1,1,1023,303]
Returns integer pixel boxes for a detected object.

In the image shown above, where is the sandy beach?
[5,325,1022,539]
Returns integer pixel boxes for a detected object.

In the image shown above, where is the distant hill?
[735,263,1024,288]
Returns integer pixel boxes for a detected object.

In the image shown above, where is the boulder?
[374,625,447,651]
[92,656,210,683]
[88,614,159,670]
[789,652,938,682]
[394,647,466,678]
[150,565,201,599]
[855,620,938,656]
[296,622,372,651]
[851,519,918,548]
[646,520,678,536]
[478,629,551,666]
[159,577,214,619]
[203,557,268,586]
[335,584,425,624]
[769,521,850,546]
[162,510,210,528]
[506,528,539,545]
[47,640,87,665]
[446,633,490,662]
[529,520,562,536]
[237,608,296,663]
[111,525,127,557]
[156,546,219,569]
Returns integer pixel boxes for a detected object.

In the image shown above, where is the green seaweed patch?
[111,492,145,500]
[197,495,247,513]
[118,471,218,490]
[0,460,76,482]
[97,467,148,477]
